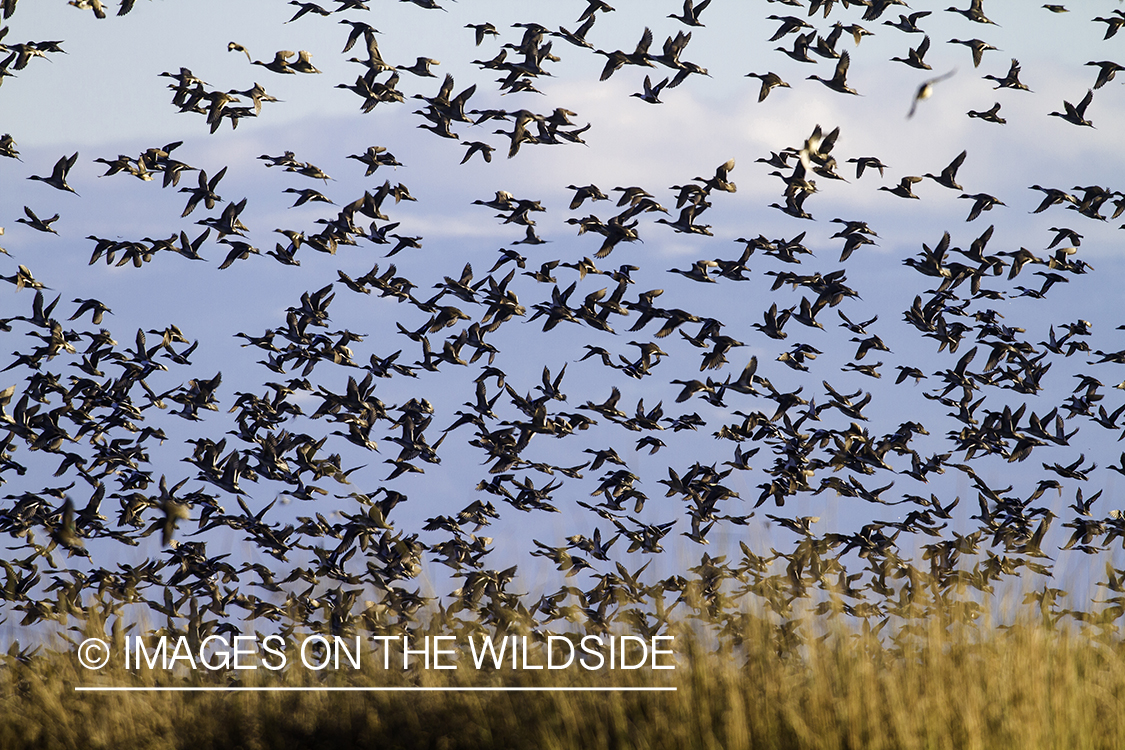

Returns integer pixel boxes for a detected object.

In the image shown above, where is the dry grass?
[2,612,1124,750]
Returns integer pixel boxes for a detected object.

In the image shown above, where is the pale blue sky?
[3,0,1125,628]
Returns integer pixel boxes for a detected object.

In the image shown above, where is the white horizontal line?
[75,686,677,693]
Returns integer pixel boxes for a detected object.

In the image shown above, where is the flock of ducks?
[3,0,1125,659]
